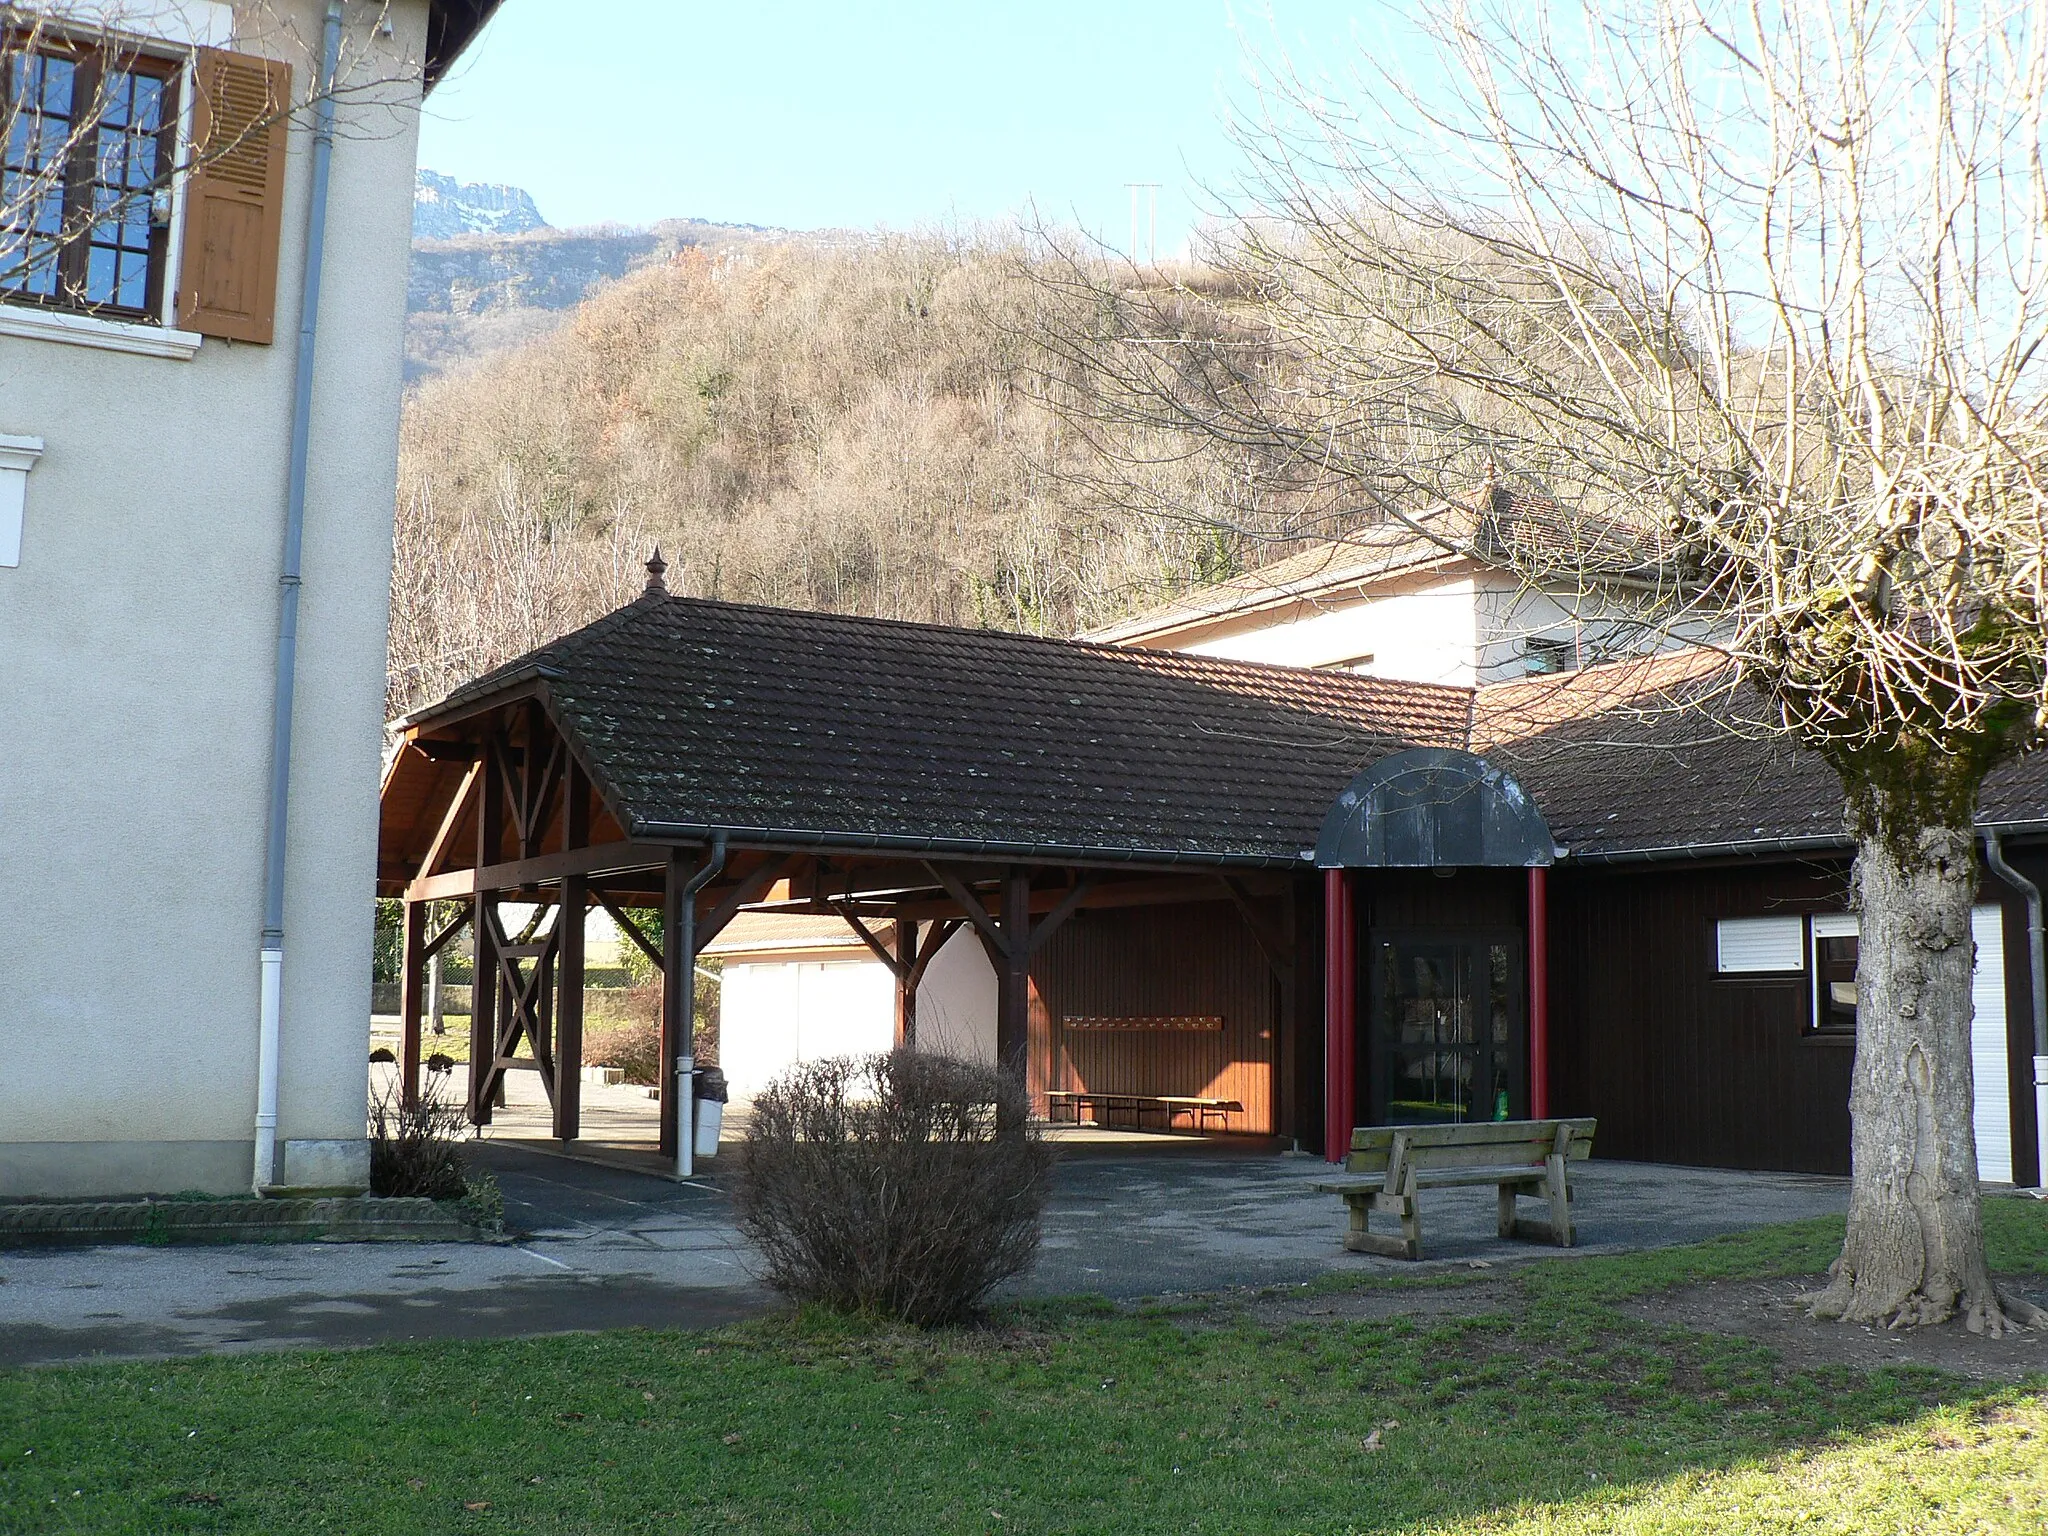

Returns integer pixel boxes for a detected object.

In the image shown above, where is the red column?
[1323,869,1357,1161]
[1528,865,1550,1120]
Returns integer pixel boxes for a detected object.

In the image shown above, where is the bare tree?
[1026,0,2048,1333]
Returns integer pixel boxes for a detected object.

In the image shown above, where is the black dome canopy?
[1315,747,1555,869]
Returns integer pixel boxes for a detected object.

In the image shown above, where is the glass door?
[1368,933,1523,1124]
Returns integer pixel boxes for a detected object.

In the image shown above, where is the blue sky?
[417,2,1398,252]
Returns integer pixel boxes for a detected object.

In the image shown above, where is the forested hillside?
[389,237,1254,715]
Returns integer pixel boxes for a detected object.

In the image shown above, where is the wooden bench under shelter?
[1046,1089,1243,1133]
[1314,1118,1595,1260]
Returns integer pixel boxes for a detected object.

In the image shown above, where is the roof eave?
[425,0,503,92]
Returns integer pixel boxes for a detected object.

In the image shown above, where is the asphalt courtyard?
[0,1141,1852,1369]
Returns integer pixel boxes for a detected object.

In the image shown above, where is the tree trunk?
[1807,822,2046,1334]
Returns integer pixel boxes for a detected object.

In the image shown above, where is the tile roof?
[407,591,2045,868]
[1082,492,1671,645]
[1474,650,2048,858]
[703,911,883,956]
[417,591,1473,867]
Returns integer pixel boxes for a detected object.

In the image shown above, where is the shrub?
[367,1081,470,1201]
[584,1016,662,1085]
[735,1051,1056,1325]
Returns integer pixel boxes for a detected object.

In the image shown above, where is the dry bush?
[735,1051,1055,1326]
[584,1014,661,1086]
[367,1081,470,1200]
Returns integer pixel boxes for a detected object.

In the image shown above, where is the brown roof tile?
[419,592,1472,866]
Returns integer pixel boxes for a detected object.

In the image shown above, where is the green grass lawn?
[5,1204,2046,1535]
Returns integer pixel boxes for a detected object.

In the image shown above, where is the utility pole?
[1124,182,1161,265]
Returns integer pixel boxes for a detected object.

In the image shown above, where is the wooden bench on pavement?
[1313,1118,1596,1260]
[1046,1090,1242,1132]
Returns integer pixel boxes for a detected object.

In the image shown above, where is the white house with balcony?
[0,0,501,1197]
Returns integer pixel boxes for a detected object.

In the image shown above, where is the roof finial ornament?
[644,546,669,595]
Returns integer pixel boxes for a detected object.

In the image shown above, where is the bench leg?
[1341,1192,1420,1259]
[1547,1155,1574,1247]
[1498,1182,1518,1240]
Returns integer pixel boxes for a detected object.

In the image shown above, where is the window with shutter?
[1715,915,1804,973]
[175,48,289,344]
[1,36,182,319]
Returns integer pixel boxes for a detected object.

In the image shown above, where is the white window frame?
[1809,913,1859,1032]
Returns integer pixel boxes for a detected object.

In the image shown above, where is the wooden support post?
[555,762,589,1142]
[399,899,427,1106]
[894,920,918,1048]
[556,875,585,1141]
[996,867,1032,1088]
[660,849,687,1158]
[470,730,503,1126]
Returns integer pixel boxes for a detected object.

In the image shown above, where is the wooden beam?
[1220,874,1294,984]
[836,903,908,977]
[597,892,663,970]
[697,853,799,950]
[399,899,427,1107]
[416,760,482,882]
[881,873,1251,924]
[923,862,1009,953]
[406,840,671,902]
[996,867,1032,1088]
[1026,877,1095,955]
[469,732,504,1128]
[423,908,470,960]
[556,874,585,1141]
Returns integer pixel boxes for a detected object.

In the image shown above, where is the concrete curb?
[0,1196,496,1247]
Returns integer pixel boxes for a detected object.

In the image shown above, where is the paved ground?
[0,1139,1851,1369]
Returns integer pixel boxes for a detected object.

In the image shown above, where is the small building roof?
[702,911,884,957]
[1080,492,1671,648]
[405,588,1472,868]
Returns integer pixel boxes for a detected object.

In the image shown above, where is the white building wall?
[719,958,897,1101]
[915,924,998,1065]
[1177,574,1482,686]
[0,2,433,1195]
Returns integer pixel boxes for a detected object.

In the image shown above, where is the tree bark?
[1807,822,2047,1334]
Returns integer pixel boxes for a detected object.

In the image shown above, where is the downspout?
[1983,831,2048,1188]
[674,834,728,1180]
[253,0,345,1195]
[1527,866,1550,1120]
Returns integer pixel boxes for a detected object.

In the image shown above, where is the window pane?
[85,243,116,304]
[132,74,163,131]
[1815,936,1858,1031]
[115,249,145,308]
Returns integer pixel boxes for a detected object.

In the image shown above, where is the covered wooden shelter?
[377,559,1469,1160]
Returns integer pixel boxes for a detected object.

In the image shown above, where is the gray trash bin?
[693,1067,729,1159]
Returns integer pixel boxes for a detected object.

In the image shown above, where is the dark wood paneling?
[1997,846,2047,1187]
[1549,860,1855,1174]
[1358,869,1525,931]
[1031,901,1275,1133]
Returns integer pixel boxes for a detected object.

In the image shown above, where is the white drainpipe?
[254,0,344,1194]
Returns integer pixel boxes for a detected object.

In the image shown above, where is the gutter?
[1983,830,2048,1187]
[1564,819,2048,867]
[253,0,344,1196]
[630,818,1299,871]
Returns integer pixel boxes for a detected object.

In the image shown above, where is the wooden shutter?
[176,49,291,343]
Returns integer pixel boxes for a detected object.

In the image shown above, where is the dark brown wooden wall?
[1996,845,2046,1187]
[1548,860,1857,1173]
[1030,900,1277,1134]
[1356,868,1526,931]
